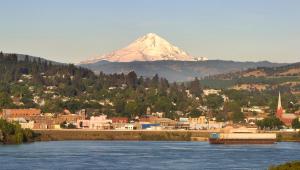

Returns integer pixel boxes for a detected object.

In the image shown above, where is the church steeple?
[277,92,282,110]
[276,91,283,117]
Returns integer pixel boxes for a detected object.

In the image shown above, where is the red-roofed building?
[2,109,41,119]
[111,117,128,123]
[276,92,297,126]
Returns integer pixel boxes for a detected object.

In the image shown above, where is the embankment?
[276,132,300,142]
[34,130,210,141]
[34,130,300,142]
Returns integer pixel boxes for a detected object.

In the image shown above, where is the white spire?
[277,91,282,110]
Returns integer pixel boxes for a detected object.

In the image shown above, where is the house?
[241,106,266,114]
[152,112,164,118]
[203,89,221,96]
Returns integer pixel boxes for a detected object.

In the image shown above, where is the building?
[188,116,225,130]
[276,92,297,126]
[241,106,266,114]
[2,109,41,119]
[139,115,159,123]
[77,115,112,130]
[8,117,34,129]
[111,117,129,129]
[156,118,176,129]
[189,116,206,124]
[176,117,190,130]
[203,89,221,96]
[189,116,207,130]
[152,112,164,118]
[111,117,128,123]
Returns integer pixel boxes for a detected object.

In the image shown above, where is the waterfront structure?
[276,92,297,126]
[188,116,224,130]
[157,118,176,129]
[141,123,160,130]
[124,124,134,130]
[209,127,276,144]
[176,118,190,129]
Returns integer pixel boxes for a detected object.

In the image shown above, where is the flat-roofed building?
[2,109,41,119]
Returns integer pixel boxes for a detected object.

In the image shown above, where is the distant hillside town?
[0,52,300,132]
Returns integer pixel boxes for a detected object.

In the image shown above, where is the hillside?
[80,60,285,82]
[0,52,204,119]
[201,63,300,92]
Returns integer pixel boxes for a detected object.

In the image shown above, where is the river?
[1,141,300,170]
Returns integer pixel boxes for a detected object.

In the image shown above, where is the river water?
[1,141,300,170]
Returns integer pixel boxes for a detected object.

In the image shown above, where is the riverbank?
[34,129,210,141]
[33,129,300,142]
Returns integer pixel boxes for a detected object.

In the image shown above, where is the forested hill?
[0,52,203,119]
[80,60,286,82]
[201,62,300,89]
[3,52,62,65]
[206,62,300,80]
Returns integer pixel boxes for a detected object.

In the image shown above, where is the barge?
[209,128,276,144]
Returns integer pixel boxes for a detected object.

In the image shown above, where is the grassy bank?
[269,161,300,170]
[34,130,210,141]
[276,132,300,142]
[33,130,300,142]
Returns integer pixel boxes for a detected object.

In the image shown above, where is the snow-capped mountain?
[80,33,205,64]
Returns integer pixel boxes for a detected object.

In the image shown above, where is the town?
[1,88,299,132]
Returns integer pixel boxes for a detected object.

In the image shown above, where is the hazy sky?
[0,0,299,63]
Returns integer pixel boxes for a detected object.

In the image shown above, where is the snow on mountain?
[80,33,206,64]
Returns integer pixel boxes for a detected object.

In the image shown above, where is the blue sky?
[0,0,299,63]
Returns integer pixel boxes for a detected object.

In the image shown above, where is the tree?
[189,77,202,97]
[189,108,202,118]
[205,94,223,110]
[256,117,283,130]
[125,101,138,118]
[292,118,300,129]
[126,71,137,88]
[0,92,13,109]
[226,102,244,123]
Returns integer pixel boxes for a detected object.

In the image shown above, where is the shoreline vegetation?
[0,119,36,144]
[269,161,300,170]
[32,129,300,142]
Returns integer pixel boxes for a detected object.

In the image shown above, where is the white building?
[77,115,112,130]
[203,89,221,96]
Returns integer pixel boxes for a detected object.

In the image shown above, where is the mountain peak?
[80,33,207,64]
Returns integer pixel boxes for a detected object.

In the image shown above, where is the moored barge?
[209,128,276,144]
